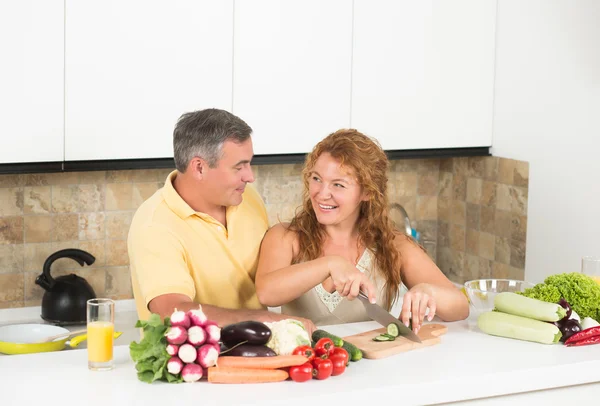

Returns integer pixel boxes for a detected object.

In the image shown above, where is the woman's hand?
[400,283,437,334]
[326,256,377,303]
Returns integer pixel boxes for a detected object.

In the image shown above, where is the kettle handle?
[35,249,96,291]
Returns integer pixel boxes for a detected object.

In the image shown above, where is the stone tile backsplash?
[0,156,529,309]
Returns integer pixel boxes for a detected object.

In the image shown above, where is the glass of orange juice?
[582,256,600,285]
[86,298,115,371]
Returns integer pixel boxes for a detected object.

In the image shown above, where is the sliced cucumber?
[387,323,400,337]
[372,334,394,342]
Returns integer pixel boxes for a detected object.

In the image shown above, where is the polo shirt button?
[217,226,223,232]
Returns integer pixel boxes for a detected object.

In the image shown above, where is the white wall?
[492,0,600,283]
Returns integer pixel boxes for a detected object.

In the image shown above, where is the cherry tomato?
[330,347,349,365]
[330,354,347,376]
[312,357,333,380]
[292,345,315,362]
[314,337,334,357]
[289,362,313,382]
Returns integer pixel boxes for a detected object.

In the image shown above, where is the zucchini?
[478,311,562,344]
[312,329,344,347]
[494,292,567,322]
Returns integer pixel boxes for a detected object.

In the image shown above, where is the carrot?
[216,355,308,370]
[208,367,289,384]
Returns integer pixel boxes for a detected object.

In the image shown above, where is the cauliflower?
[519,272,600,322]
[264,319,311,355]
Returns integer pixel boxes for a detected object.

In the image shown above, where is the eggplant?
[221,321,272,347]
[559,319,582,343]
[558,298,572,321]
[221,343,277,357]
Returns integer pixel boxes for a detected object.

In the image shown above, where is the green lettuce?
[519,272,600,322]
[129,314,183,384]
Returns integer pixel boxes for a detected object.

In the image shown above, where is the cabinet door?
[233,0,353,155]
[0,0,64,164]
[352,0,496,150]
[65,0,234,161]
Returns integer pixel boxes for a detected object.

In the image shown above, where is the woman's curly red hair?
[288,129,402,310]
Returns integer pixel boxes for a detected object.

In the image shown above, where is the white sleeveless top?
[281,249,391,326]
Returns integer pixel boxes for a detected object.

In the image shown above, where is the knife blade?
[357,291,422,343]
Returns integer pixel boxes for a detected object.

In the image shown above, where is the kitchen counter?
[1,302,600,405]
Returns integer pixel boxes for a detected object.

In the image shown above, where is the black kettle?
[35,249,97,325]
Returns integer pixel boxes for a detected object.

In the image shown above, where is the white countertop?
[2,301,600,405]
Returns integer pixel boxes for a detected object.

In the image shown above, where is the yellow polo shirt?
[128,170,268,321]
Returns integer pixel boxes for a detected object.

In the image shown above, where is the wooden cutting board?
[342,323,447,359]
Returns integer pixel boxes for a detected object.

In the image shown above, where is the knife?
[357,291,422,343]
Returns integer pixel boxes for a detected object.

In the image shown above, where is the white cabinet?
[0,0,64,164]
[233,0,353,155]
[351,0,497,150]
[65,0,234,161]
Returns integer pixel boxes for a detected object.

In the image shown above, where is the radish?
[165,326,188,345]
[178,343,197,364]
[166,344,179,356]
[187,308,208,327]
[204,322,221,344]
[197,343,219,368]
[187,325,207,347]
[181,363,203,383]
[211,343,222,355]
[170,309,191,329]
[166,356,183,375]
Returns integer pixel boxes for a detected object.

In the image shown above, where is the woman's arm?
[397,234,469,329]
[255,223,331,307]
[255,224,377,307]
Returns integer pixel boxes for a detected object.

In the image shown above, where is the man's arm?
[149,293,316,334]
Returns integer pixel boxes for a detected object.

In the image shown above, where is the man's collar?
[161,170,196,219]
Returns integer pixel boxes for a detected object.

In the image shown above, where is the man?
[128,108,315,331]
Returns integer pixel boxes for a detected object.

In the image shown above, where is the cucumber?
[494,292,567,322]
[478,311,562,344]
[372,334,394,342]
[312,329,344,347]
[341,340,363,362]
[312,329,362,361]
[387,323,400,337]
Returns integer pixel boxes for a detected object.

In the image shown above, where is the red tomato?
[330,347,349,365]
[314,337,334,357]
[289,362,313,383]
[330,353,347,376]
[312,357,333,380]
[292,345,315,362]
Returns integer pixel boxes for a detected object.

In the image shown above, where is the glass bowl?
[464,279,535,315]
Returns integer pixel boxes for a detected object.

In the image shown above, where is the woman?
[255,129,468,332]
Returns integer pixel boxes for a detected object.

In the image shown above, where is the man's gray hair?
[173,109,252,172]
